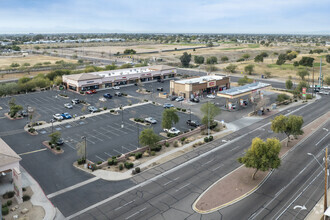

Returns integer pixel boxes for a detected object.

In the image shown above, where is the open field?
[0,55,76,69]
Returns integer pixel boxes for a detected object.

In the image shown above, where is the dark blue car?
[61,112,72,119]
[103,93,113,99]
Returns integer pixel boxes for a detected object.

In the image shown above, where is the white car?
[207,94,216,99]
[319,90,329,95]
[145,117,157,124]
[53,114,63,120]
[99,97,107,102]
[64,103,73,109]
[113,86,120,90]
[164,127,181,135]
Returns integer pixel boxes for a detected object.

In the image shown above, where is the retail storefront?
[170,75,230,99]
[62,65,176,92]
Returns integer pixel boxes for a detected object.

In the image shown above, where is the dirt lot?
[0,55,76,69]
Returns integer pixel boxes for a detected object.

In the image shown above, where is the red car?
[86,90,97,94]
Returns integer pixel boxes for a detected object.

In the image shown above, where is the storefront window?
[69,85,77,91]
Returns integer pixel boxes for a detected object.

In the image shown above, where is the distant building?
[326,42,330,46]
[170,75,230,99]
[62,65,176,92]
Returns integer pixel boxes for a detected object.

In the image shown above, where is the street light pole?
[120,105,124,128]
[81,136,87,163]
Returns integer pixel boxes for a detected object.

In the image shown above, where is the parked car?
[145,117,157,124]
[207,94,216,99]
[190,97,200,103]
[86,90,97,94]
[113,86,120,90]
[169,96,178,101]
[186,120,200,127]
[163,103,174,108]
[103,93,113,99]
[175,96,184,102]
[64,103,73,109]
[71,99,80,104]
[114,92,122,96]
[157,79,164,83]
[27,106,34,113]
[53,114,64,120]
[18,110,28,117]
[99,97,107,102]
[319,90,329,95]
[56,138,64,146]
[164,127,181,135]
[88,106,99,113]
[61,113,72,119]
[157,87,164,91]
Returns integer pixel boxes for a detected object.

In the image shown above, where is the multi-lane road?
[66,86,330,219]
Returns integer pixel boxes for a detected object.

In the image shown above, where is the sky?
[0,0,329,34]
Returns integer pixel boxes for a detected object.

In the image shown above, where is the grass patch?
[248,44,260,48]
[267,64,304,70]
[314,62,326,67]
[220,47,245,51]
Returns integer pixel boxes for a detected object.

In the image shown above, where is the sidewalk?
[306,191,330,220]
[20,166,59,220]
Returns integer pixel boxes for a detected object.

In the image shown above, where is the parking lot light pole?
[81,136,87,163]
[120,105,124,128]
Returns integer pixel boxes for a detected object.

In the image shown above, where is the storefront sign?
[207,81,216,88]
[302,87,306,97]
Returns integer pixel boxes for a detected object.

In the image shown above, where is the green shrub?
[6,200,12,207]
[306,94,312,99]
[152,102,155,104]
[151,145,162,152]
[22,195,30,201]
[2,206,9,216]
[124,162,134,169]
[144,99,149,102]
[167,133,177,138]
[210,122,218,130]
[113,159,117,165]
[135,152,143,159]
[180,137,186,143]
[112,156,116,159]
[150,151,156,156]
[176,108,181,111]
[97,161,102,165]
[182,109,186,112]
[28,128,36,133]
[56,146,61,151]
[164,142,170,147]
[276,94,290,102]
[135,167,141,173]
[108,159,113,165]
[110,109,115,113]
[103,107,107,110]
[204,137,209,142]
[3,191,15,199]
[80,91,84,94]
[209,136,214,141]
[77,158,86,165]
[119,164,124,170]
[22,187,26,191]
[1,203,7,208]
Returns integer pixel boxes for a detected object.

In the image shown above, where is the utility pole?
[325,147,328,220]
[207,101,210,138]
[81,136,87,163]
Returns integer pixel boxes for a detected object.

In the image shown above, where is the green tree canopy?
[285,79,293,90]
[180,52,192,67]
[206,56,218,64]
[221,56,229,62]
[139,128,161,152]
[162,108,179,129]
[194,55,205,64]
[238,76,253,85]
[276,54,287,65]
[224,64,237,73]
[244,64,254,75]
[299,57,314,67]
[105,63,117,70]
[200,102,221,126]
[254,54,264,62]
[242,53,250,60]
[238,137,281,180]
[123,49,136,54]
[271,115,304,146]
[49,131,61,145]
[297,69,309,80]
[295,81,309,94]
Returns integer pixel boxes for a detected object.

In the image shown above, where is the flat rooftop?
[175,75,225,84]
[218,82,271,96]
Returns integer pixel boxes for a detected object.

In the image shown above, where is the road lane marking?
[125,207,147,219]
[176,183,190,192]
[18,148,47,156]
[47,176,100,199]
[114,200,135,211]
[315,132,330,146]
[211,164,223,171]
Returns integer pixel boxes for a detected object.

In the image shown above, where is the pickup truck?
[186,120,200,127]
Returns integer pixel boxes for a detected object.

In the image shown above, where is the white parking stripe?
[99,127,120,136]
[95,155,105,161]
[93,129,111,140]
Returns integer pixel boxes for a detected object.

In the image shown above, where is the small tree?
[200,102,220,127]
[180,52,192,67]
[297,69,309,80]
[194,55,204,64]
[139,128,161,152]
[49,131,61,145]
[224,64,237,73]
[206,56,218,64]
[238,76,253,85]
[271,115,304,147]
[162,108,179,129]
[276,54,287,65]
[299,57,314,67]
[220,56,229,62]
[295,81,309,94]
[254,54,264,62]
[285,79,293,90]
[238,137,281,180]
[242,53,250,60]
[244,64,254,75]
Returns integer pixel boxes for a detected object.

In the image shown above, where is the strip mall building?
[170,75,230,99]
[62,65,176,92]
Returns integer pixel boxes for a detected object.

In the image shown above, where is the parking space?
[36,103,199,163]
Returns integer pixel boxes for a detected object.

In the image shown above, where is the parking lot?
[36,103,199,163]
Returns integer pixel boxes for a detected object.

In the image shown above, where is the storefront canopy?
[217,82,271,99]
